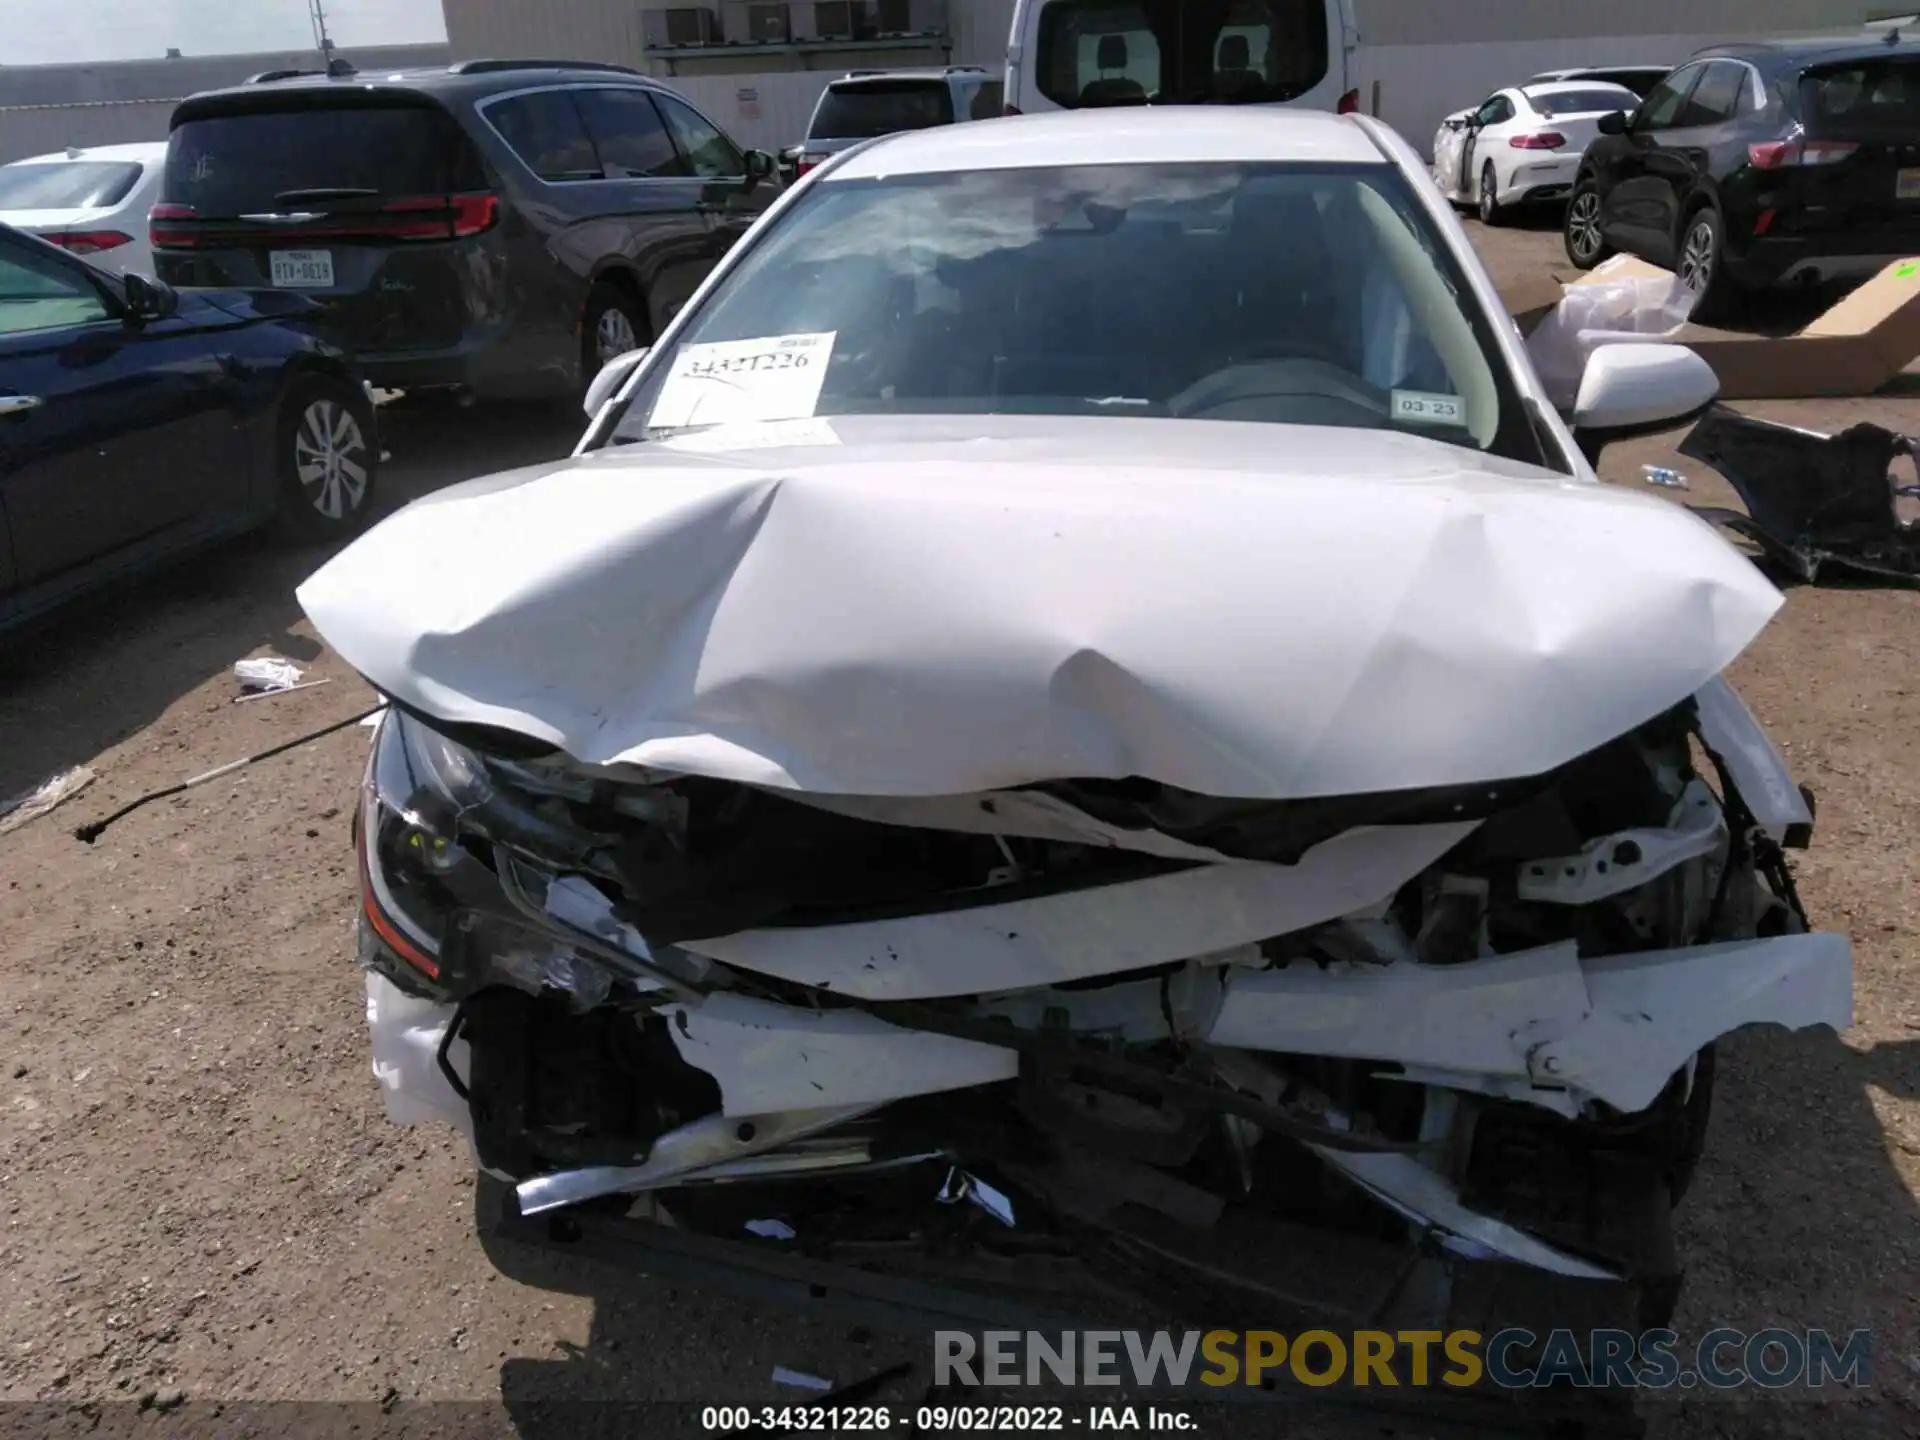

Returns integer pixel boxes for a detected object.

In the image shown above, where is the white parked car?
[0,142,167,275]
[1431,81,1642,225]
[300,108,1848,1349]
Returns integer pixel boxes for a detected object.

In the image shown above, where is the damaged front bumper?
[352,676,1851,1344]
[1681,404,1920,585]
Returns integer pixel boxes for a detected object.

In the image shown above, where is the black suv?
[151,60,779,401]
[1565,33,1920,319]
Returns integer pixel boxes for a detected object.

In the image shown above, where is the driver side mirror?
[583,345,650,418]
[745,149,776,183]
[122,271,178,323]
[1569,344,1718,463]
[1597,110,1629,135]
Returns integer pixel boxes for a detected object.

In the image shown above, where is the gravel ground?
[0,220,1916,1440]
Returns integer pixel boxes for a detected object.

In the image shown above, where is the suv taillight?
[148,192,500,248]
[1748,137,1858,169]
[1003,103,1023,116]
[796,155,823,177]
[149,202,198,249]
[1336,89,1360,114]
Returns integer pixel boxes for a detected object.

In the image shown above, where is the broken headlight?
[357,708,505,991]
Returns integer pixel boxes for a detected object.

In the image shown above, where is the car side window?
[571,88,687,179]
[1474,95,1514,126]
[0,240,110,337]
[654,93,745,179]
[486,90,603,181]
[1679,62,1746,126]
[1634,65,1703,132]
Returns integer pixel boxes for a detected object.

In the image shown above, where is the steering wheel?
[1168,355,1387,423]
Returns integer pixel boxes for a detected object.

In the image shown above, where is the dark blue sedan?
[0,221,378,631]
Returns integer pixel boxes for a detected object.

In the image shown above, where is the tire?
[580,280,648,393]
[1478,161,1507,227]
[273,376,378,544]
[1563,180,1613,269]
[1676,201,1738,323]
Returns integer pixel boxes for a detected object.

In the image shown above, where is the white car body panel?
[1430,83,1639,210]
[0,142,167,276]
[679,821,1481,1000]
[299,415,1780,804]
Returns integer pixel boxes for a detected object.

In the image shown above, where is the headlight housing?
[356,708,625,1010]
[358,708,507,992]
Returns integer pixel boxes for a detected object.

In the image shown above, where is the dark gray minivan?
[151,61,779,401]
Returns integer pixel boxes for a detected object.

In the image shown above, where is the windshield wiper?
[273,187,380,204]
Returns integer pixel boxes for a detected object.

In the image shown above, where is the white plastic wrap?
[1526,269,1698,410]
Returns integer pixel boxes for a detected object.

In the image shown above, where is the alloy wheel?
[1568,192,1603,262]
[596,307,639,366]
[1679,217,1717,294]
[293,398,370,522]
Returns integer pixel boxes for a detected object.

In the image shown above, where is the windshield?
[607,162,1540,463]
[163,104,484,215]
[1526,88,1637,116]
[0,161,143,211]
[810,81,956,139]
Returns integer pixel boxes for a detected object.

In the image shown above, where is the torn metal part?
[936,1167,1016,1227]
[679,821,1481,1000]
[1692,677,1814,846]
[745,1218,796,1240]
[1516,778,1727,905]
[513,1105,874,1215]
[1680,404,1920,585]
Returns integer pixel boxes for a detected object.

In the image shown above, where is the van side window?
[1035,0,1329,109]
[486,90,603,181]
[571,88,687,179]
[971,79,1006,119]
[654,94,746,178]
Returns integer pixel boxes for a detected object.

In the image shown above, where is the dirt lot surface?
[2,218,1917,1440]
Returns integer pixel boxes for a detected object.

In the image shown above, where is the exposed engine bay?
[355,675,1848,1338]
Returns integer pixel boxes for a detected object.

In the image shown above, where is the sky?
[7,0,447,66]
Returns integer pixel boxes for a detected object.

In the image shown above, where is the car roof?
[830,108,1385,180]
[173,60,662,114]
[1697,34,1920,68]
[831,66,989,84]
[1522,80,1640,99]
[7,141,169,165]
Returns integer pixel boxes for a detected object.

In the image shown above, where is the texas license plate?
[1898,168,1920,201]
[269,249,334,287]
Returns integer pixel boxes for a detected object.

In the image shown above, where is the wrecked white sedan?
[300,108,1849,1389]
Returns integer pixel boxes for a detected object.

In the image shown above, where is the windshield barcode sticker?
[1391,390,1467,428]
[649,332,836,429]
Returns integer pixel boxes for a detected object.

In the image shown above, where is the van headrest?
[1097,33,1129,72]
[1218,35,1251,71]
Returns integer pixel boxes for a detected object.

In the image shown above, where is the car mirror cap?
[1570,344,1719,458]
[584,346,650,418]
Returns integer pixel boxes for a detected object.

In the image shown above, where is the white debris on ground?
[0,766,97,837]
[233,657,305,694]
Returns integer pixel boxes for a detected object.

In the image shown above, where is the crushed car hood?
[297,414,1782,799]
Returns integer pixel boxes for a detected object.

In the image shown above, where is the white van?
[1004,0,1358,116]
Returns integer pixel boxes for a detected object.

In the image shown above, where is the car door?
[1460,93,1516,193]
[0,230,238,592]
[564,86,719,336]
[1642,61,1752,246]
[1601,62,1707,258]
[650,91,777,260]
